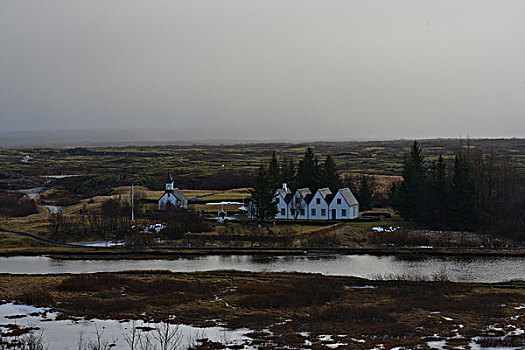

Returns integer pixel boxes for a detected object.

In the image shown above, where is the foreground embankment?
[1,271,525,349]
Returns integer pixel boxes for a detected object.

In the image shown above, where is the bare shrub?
[0,190,38,217]
[58,275,129,292]
[319,304,395,323]
[16,290,55,307]
[237,278,343,309]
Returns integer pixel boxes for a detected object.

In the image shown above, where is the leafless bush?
[0,191,38,217]
[0,331,48,350]
[15,290,55,307]
[76,327,117,350]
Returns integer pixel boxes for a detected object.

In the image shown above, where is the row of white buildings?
[158,171,359,221]
[255,183,359,221]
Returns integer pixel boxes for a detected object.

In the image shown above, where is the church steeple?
[166,172,174,191]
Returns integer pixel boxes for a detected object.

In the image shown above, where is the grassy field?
[2,139,524,194]
[2,271,525,349]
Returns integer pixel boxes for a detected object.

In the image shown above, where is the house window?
[321,208,326,216]
[311,208,316,216]
[337,198,341,205]
[281,208,285,216]
[342,209,347,217]
[291,209,295,216]
[316,198,321,204]
[300,209,305,216]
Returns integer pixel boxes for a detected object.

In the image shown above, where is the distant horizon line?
[0,127,523,149]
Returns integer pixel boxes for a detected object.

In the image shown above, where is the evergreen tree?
[426,154,448,225]
[357,175,375,211]
[281,158,296,190]
[391,141,427,222]
[268,151,281,191]
[296,147,320,191]
[321,154,342,192]
[449,154,477,229]
[249,166,278,221]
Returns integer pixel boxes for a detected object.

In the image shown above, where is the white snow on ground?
[41,175,81,179]
[350,337,366,343]
[318,335,333,342]
[325,342,348,348]
[372,226,400,232]
[347,285,377,289]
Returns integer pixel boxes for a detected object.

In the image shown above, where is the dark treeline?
[391,141,525,240]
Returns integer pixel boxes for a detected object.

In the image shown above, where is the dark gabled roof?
[304,193,313,203]
[276,187,291,199]
[317,187,332,199]
[166,172,173,183]
[338,187,359,206]
[296,188,311,198]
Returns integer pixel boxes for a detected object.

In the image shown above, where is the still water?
[1,254,525,282]
[0,303,252,350]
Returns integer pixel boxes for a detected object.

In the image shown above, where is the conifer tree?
[296,147,320,191]
[249,166,278,221]
[321,154,342,193]
[391,141,427,222]
[357,175,375,211]
[281,158,296,190]
[427,154,448,225]
[449,154,477,229]
[268,151,281,191]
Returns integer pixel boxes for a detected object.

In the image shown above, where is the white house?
[308,187,333,220]
[158,172,188,210]
[328,187,359,220]
[290,188,312,220]
[274,183,292,219]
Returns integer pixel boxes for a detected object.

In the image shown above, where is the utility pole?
[131,184,134,222]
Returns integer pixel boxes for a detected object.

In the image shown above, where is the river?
[1,254,525,282]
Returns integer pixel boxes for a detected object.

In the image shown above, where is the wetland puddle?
[0,303,252,349]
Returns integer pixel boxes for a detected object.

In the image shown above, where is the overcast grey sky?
[1,0,525,141]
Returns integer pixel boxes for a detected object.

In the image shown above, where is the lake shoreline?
[2,246,525,259]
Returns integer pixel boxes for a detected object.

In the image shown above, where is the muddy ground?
[1,271,525,349]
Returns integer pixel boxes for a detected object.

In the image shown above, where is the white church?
[158,172,188,210]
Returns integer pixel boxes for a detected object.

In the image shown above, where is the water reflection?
[0,255,524,282]
[0,303,250,350]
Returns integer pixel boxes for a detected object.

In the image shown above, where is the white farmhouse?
[290,188,312,220]
[274,183,292,219]
[158,172,188,210]
[328,188,359,220]
[309,187,333,220]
